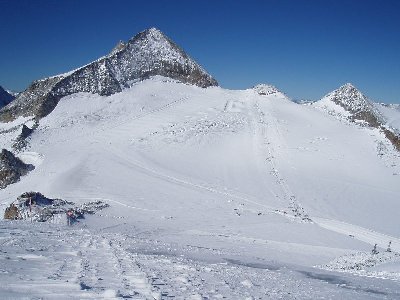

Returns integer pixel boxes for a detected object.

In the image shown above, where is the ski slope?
[1,77,400,298]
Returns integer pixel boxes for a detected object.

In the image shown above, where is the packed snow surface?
[1,77,400,298]
[375,103,400,132]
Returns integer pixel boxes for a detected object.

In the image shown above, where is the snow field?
[1,77,400,298]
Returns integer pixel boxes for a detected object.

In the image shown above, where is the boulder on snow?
[17,191,70,207]
[12,191,73,222]
[0,149,34,189]
[4,191,109,223]
[3,203,20,220]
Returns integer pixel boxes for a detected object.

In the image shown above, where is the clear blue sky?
[0,0,399,103]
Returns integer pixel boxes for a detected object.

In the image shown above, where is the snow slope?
[375,103,400,132]
[1,77,400,298]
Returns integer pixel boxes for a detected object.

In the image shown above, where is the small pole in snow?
[387,241,392,252]
[28,197,32,222]
[372,243,379,255]
[66,210,73,226]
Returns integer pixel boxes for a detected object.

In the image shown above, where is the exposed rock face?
[253,84,288,100]
[322,83,400,151]
[18,191,57,206]
[4,191,72,221]
[0,86,15,108]
[0,149,34,189]
[0,28,218,122]
[382,127,400,152]
[3,191,109,222]
[253,84,281,96]
[13,124,34,151]
[4,203,19,220]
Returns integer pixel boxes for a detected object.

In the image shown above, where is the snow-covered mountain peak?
[253,84,280,96]
[337,82,363,96]
[252,84,289,101]
[324,83,372,113]
[341,82,357,90]
[139,27,166,40]
[318,83,384,125]
[0,28,217,122]
[316,83,400,151]
[127,27,173,53]
[125,27,206,73]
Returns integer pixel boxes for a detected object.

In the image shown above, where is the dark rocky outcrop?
[0,28,218,122]
[4,192,73,221]
[3,191,109,222]
[253,84,281,96]
[4,203,19,220]
[382,127,400,151]
[13,124,35,151]
[0,149,34,189]
[17,191,62,206]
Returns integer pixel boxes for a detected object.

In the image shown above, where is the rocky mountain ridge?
[0,149,34,189]
[323,83,384,125]
[0,28,217,122]
[253,84,282,96]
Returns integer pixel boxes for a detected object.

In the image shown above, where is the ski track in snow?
[253,100,311,222]
[313,217,400,252]
[100,96,190,135]
[109,145,278,214]
[0,223,157,299]
[1,221,399,299]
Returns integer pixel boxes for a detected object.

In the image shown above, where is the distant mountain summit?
[0,27,218,122]
[253,84,280,96]
[0,86,14,109]
[319,83,400,151]
[327,83,370,110]
[322,83,384,126]
[253,84,288,100]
